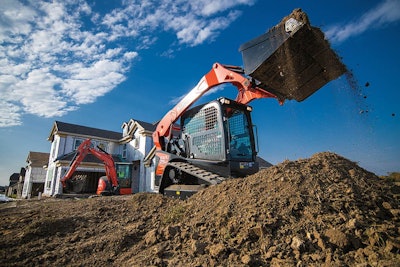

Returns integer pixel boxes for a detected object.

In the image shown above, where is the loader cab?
[181,98,259,177]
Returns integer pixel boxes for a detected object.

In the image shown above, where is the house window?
[46,168,54,189]
[122,144,127,159]
[133,137,140,149]
[73,138,84,150]
[97,141,108,152]
[51,139,58,159]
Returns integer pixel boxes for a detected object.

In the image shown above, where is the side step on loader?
[239,9,347,101]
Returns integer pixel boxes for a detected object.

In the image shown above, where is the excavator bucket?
[239,9,347,101]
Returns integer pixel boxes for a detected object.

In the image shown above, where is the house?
[43,120,156,196]
[6,173,19,197]
[21,152,49,199]
[16,167,26,198]
[120,119,157,193]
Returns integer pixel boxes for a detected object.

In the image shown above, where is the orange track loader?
[147,9,346,198]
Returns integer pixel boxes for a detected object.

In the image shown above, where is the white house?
[120,119,157,193]
[21,151,49,198]
[43,120,156,196]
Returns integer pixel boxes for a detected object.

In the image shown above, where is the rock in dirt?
[0,152,399,266]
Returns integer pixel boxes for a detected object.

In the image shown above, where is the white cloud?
[0,101,22,127]
[326,0,400,43]
[101,0,253,47]
[0,0,253,127]
[190,0,255,16]
[0,0,36,41]
[62,60,127,104]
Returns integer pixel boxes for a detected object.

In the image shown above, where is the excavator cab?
[95,163,133,195]
[115,163,133,195]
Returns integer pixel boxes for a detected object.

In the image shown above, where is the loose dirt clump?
[1,152,399,266]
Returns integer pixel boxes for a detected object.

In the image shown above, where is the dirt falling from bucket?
[344,70,371,115]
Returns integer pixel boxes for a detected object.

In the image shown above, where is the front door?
[132,160,140,193]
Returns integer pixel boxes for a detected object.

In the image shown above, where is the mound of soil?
[1,152,399,266]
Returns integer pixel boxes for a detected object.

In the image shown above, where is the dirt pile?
[1,152,399,266]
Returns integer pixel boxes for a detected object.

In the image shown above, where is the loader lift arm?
[60,138,119,194]
[153,63,281,151]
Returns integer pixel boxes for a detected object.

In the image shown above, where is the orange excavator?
[60,138,132,195]
[148,9,347,198]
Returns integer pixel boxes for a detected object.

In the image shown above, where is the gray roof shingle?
[135,120,157,132]
[53,121,122,140]
[27,152,49,167]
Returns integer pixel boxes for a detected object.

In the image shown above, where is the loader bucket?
[239,9,347,101]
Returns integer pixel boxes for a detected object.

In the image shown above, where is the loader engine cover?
[239,9,347,102]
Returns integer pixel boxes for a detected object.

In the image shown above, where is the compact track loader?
[147,9,347,198]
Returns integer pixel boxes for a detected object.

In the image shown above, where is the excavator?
[59,138,132,195]
[147,9,347,198]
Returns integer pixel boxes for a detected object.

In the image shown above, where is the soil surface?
[1,152,399,266]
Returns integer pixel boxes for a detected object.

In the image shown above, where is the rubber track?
[168,162,225,185]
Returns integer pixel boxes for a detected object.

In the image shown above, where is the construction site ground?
[1,152,399,266]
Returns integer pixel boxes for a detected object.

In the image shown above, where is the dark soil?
[247,8,347,102]
[1,152,399,266]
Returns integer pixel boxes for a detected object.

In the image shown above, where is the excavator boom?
[60,138,120,195]
[60,138,92,188]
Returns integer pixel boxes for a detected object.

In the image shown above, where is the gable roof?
[9,173,19,186]
[48,121,122,142]
[120,119,157,143]
[135,119,157,132]
[26,152,50,167]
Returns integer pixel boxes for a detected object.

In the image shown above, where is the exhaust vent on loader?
[239,9,347,102]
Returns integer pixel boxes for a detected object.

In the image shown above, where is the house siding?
[22,167,46,198]
[21,152,49,199]
[123,125,156,193]
[43,120,156,196]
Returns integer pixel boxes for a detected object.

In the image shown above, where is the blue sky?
[1,0,399,186]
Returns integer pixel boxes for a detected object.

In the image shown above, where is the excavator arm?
[60,138,92,188]
[60,138,119,190]
[88,146,119,189]
[152,62,280,151]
